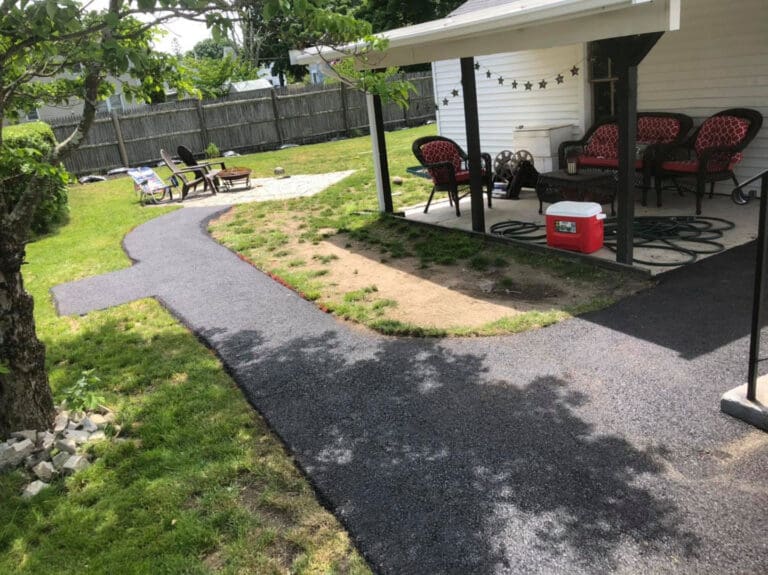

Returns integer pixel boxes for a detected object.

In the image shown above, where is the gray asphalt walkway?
[52,206,768,574]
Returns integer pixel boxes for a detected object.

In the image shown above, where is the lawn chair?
[177,145,226,182]
[160,149,219,200]
[412,135,492,217]
[127,167,177,205]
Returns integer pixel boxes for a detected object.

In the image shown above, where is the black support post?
[614,63,637,264]
[460,56,485,233]
[747,173,768,400]
[373,94,393,213]
[594,32,663,265]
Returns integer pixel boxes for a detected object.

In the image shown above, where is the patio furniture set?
[412,108,763,217]
[130,145,252,205]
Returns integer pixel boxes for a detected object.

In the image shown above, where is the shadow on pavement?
[206,327,701,573]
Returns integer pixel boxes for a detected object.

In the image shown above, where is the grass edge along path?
[0,184,371,574]
[209,125,648,338]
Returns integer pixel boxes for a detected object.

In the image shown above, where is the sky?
[87,0,214,54]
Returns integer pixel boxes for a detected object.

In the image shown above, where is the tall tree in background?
[356,0,464,32]
[0,0,223,437]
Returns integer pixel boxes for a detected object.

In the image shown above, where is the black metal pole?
[460,56,485,233]
[614,63,637,265]
[747,173,768,401]
[372,95,393,213]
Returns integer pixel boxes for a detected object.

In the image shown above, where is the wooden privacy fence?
[49,73,435,175]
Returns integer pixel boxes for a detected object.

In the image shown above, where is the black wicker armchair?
[411,136,492,217]
[652,108,763,214]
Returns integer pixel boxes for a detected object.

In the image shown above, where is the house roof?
[291,0,680,68]
[450,0,518,17]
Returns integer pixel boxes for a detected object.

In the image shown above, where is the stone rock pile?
[0,407,118,498]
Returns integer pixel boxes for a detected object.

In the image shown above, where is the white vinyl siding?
[433,43,585,160]
[638,0,768,182]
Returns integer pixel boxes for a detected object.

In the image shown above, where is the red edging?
[234,252,331,314]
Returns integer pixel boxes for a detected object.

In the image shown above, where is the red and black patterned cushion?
[637,117,681,144]
[419,140,463,183]
[691,115,750,171]
[578,156,643,170]
[662,154,743,174]
[584,124,619,158]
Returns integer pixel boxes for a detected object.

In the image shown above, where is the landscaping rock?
[11,430,37,443]
[53,412,69,433]
[33,461,56,482]
[63,455,89,475]
[89,430,107,442]
[392,176,404,185]
[88,414,109,429]
[274,166,285,176]
[40,431,56,451]
[65,430,91,445]
[67,420,80,431]
[0,439,35,470]
[22,480,50,499]
[56,438,77,455]
[52,452,71,471]
[25,450,51,470]
[80,417,98,433]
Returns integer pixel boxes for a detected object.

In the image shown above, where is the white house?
[432,0,767,183]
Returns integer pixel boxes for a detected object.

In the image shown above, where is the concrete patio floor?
[404,185,760,274]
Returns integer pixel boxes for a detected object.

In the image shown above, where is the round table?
[217,167,252,191]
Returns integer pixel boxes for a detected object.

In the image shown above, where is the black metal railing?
[733,170,768,401]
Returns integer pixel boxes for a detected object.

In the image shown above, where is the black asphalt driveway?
[52,206,768,574]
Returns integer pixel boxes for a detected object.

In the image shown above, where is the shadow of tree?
[203,327,701,573]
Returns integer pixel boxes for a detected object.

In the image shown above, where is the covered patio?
[291,0,685,268]
[405,185,760,274]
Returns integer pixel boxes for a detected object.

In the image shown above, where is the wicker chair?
[558,112,693,207]
[652,108,763,214]
[411,136,492,217]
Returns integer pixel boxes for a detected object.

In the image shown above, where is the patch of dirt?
[283,235,643,330]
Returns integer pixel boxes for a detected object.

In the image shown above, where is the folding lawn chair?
[127,167,177,205]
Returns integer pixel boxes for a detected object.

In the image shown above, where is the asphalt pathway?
[52,206,768,574]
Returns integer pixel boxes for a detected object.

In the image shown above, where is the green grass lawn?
[0,183,370,574]
[209,124,646,336]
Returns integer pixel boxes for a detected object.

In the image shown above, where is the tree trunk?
[0,245,54,438]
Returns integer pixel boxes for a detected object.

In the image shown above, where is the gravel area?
[173,170,355,207]
[51,206,768,574]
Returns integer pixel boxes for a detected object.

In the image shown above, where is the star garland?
[436,59,583,109]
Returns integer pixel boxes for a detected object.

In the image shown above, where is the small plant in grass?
[469,254,492,271]
[205,142,220,159]
[60,369,106,412]
[313,254,339,264]
[343,285,378,303]
[497,276,516,290]
[288,258,306,267]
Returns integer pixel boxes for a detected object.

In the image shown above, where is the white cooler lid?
[545,201,603,218]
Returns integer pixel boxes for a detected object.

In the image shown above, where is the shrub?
[2,122,69,235]
[205,142,220,159]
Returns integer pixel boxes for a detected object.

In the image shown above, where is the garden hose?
[490,215,736,267]
[602,216,735,266]
[489,220,547,242]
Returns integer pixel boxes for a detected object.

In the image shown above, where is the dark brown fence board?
[47,72,434,175]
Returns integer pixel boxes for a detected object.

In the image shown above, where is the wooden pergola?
[291,0,682,266]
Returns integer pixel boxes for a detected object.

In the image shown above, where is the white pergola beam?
[291,0,679,68]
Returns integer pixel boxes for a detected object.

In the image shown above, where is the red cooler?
[545,201,606,254]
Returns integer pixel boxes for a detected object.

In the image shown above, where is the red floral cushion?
[637,117,681,144]
[662,154,743,174]
[578,156,643,170]
[584,124,619,158]
[420,140,463,183]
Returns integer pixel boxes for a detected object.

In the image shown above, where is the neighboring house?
[433,0,767,182]
[230,78,273,92]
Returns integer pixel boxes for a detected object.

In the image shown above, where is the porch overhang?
[290,0,680,68]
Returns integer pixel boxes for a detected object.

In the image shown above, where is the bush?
[2,122,69,235]
[205,142,220,159]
